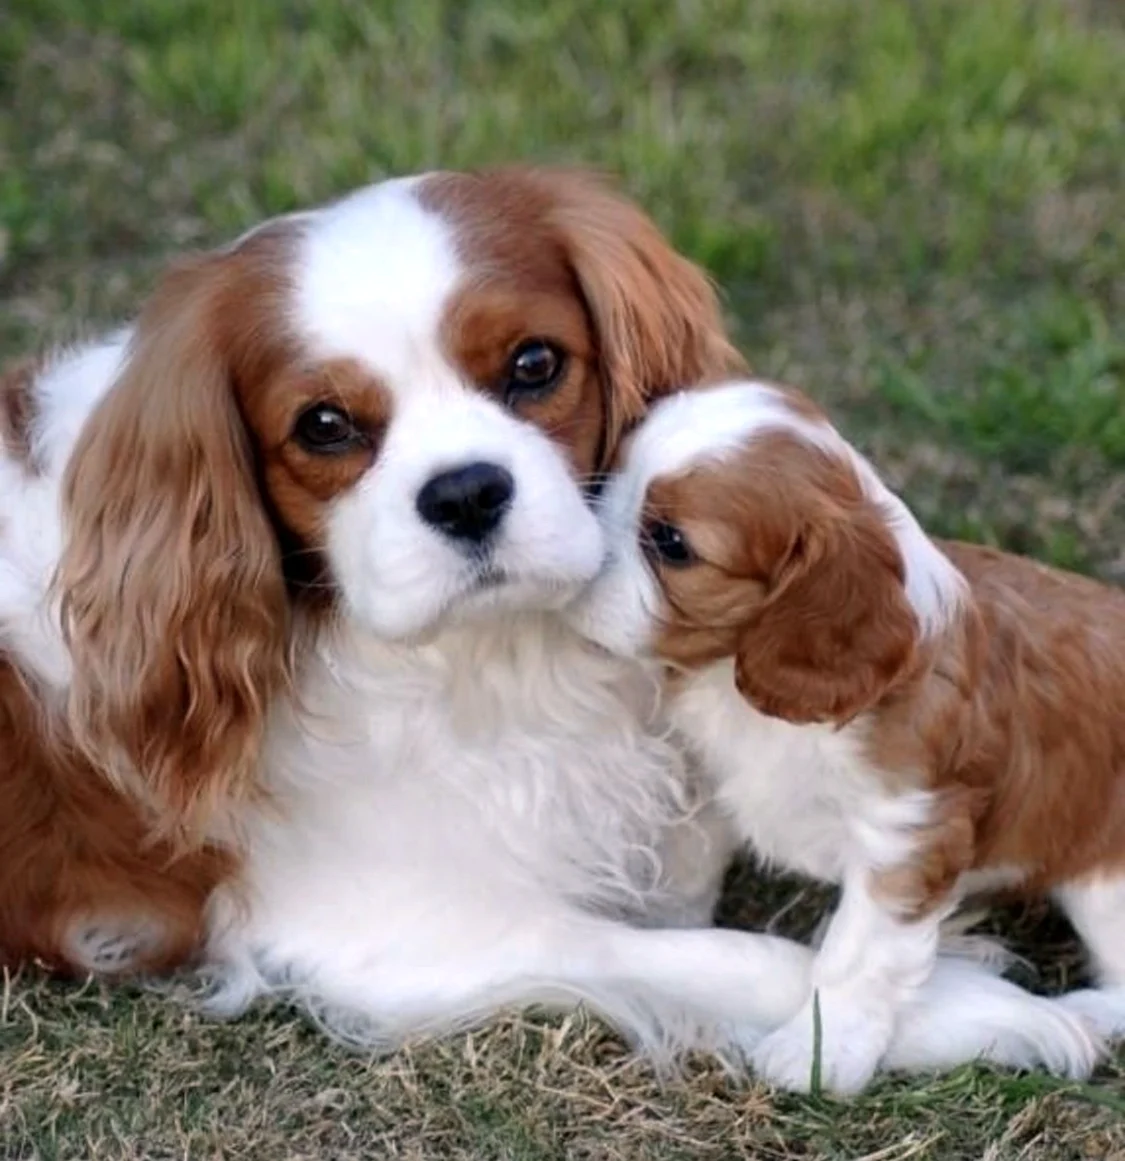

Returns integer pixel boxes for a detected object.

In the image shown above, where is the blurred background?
[2,2,1124,1158]
[3,0,1124,581]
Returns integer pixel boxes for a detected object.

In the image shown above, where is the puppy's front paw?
[752,994,892,1096]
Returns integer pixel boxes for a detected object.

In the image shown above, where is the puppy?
[569,378,1125,1093]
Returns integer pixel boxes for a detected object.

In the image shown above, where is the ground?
[1,1,1124,1157]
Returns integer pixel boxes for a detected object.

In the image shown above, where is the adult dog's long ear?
[57,252,291,842]
[547,171,744,463]
[734,495,920,726]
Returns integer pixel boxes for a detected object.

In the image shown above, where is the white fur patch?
[1057,876,1125,988]
[292,176,454,381]
[0,332,130,688]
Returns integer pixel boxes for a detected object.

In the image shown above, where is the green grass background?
[2,1,1124,1157]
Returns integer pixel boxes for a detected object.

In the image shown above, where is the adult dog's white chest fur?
[206,619,734,1037]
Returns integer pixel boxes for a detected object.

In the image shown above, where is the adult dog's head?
[57,167,741,832]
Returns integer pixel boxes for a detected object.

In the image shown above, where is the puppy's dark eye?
[503,339,566,401]
[644,520,696,567]
[293,403,365,454]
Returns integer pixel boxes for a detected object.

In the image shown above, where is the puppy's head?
[56,167,740,833]
[572,382,965,725]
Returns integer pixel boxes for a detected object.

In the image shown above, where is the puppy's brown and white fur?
[570,379,1125,1093]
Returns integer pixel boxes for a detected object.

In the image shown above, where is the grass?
[2,0,1124,1156]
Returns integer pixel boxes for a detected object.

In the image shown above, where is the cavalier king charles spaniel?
[0,171,1102,1086]
[568,378,1125,1091]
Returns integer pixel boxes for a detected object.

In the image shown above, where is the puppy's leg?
[751,864,951,1095]
[1056,875,1125,1038]
[751,786,997,1095]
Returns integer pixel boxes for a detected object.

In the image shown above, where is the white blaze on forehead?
[625,381,810,483]
[600,382,789,543]
[621,380,967,637]
[289,175,465,385]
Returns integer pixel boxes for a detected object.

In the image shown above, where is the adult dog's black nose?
[416,462,515,543]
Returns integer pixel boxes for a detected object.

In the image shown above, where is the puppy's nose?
[416,461,515,543]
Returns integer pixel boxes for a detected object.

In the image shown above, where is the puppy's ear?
[548,171,743,462]
[734,499,919,725]
[57,253,291,841]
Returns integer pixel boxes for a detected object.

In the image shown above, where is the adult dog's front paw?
[751,993,892,1096]
[1057,986,1125,1040]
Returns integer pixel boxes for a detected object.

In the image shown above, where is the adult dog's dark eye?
[504,339,566,400]
[293,404,364,454]
[644,520,696,567]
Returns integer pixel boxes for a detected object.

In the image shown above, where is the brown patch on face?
[420,168,744,477]
[643,426,920,724]
[438,251,604,480]
[0,655,235,976]
[239,357,391,555]
[0,357,39,468]
[59,216,406,840]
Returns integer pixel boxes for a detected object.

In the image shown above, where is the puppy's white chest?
[671,665,880,883]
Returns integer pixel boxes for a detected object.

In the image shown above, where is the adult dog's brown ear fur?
[545,170,744,462]
[57,252,291,842]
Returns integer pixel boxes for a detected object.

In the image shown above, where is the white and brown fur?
[570,378,1125,1092]
[0,176,1103,1085]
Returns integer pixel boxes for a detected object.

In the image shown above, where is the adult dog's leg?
[209,898,1102,1081]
